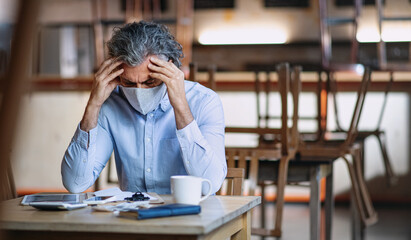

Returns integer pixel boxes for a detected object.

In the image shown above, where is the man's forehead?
[121,54,165,68]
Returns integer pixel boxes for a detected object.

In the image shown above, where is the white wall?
[11,92,89,191]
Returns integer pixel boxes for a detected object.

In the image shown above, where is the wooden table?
[0,195,261,240]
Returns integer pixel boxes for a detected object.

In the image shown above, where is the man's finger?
[101,61,123,78]
[148,63,173,77]
[107,77,121,90]
[149,72,169,84]
[95,58,114,76]
[149,56,172,67]
[103,68,124,83]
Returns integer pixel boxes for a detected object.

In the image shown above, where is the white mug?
[170,175,212,205]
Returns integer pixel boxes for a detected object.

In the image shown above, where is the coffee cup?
[170,175,212,205]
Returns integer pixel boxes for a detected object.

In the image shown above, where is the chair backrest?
[277,63,290,155]
[255,63,301,154]
[188,62,217,90]
[189,62,198,82]
[290,66,302,149]
[344,67,372,147]
[217,168,245,196]
[329,67,392,133]
[207,64,217,90]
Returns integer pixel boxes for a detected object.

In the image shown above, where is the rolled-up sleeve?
[176,93,227,194]
[61,122,113,193]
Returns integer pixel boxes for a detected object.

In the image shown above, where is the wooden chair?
[299,67,378,228]
[189,62,198,82]
[226,147,335,240]
[0,2,39,201]
[375,0,411,70]
[224,147,299,237]
[217,168,245,196]
[327,69,397,186]
[188,62,217,90]
[225,63,300,237]
[228,65,333,239]
[0,164,17,201]
[319,0,362,68]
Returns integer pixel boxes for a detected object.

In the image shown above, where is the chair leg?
[350,190,364,240]
[273,156,291,236]
[375,132,398,186]
[325,164,334,240]
[352,149,378,226]
[342,156,367,225]
[260,182,266,229]
[342,153,378,227]
[252,157,290,238]
[309,166,321,240]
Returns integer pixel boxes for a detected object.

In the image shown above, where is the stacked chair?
[224,62,378,239]
[225,63,301,237]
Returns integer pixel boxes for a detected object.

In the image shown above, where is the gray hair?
[107,21,184,68]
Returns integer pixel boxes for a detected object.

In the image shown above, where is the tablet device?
[29,202,87,211]
[21,194,84,205]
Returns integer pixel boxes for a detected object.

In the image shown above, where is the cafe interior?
[0,0,410,239]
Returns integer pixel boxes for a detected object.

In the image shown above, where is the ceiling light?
[199,27,287,45]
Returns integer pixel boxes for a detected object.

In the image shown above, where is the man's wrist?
[87,96,104,109]
[80,101,101,132]
[173,100,194,130]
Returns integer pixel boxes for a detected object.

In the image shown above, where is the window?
[264,0,309,8]
[194,0,234,9]
[335,0,380,6]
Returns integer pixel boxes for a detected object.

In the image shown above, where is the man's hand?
[89,59,123,107]
[80,59,123,132]
[148,57,194,129]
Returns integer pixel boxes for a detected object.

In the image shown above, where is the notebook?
[118,203,201,220]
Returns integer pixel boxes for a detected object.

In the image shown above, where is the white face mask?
[120,83,167,115]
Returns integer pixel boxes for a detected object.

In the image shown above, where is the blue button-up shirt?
[61,81,227,194]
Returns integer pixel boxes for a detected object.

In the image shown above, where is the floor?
[251,202,411,240]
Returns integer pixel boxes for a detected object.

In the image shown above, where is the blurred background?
[0,0,410,204]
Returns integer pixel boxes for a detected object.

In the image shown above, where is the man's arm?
[148,57,194,130]
[175,92,227,194]
[148,57,226,194]
[61,59,123,193]
[61,123,113,193]
[81,59,123,132]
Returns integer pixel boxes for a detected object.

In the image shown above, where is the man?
[61,21,226,194]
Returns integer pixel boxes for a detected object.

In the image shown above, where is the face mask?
[120,83,167,115]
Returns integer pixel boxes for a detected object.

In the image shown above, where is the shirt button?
[147,138,151,142]
[83,159,86,163]
[146,168,151,173]
[186,161,190,165]
[150,113,154,117]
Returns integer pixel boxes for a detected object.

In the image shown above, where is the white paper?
[93,187,158,201]
[94,187,123,197]
[92,201,150,212]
